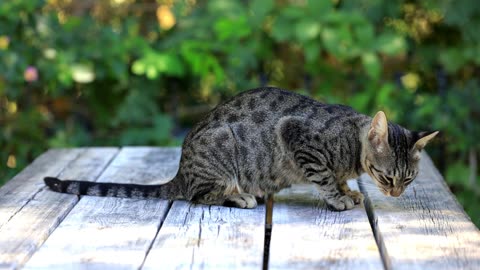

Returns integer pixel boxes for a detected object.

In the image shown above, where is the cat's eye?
[384,175,394,183]
[378,175,394,187]
[378,175,389,185]
[404,177,413,184]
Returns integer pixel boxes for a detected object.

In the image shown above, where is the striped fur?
[44,177,179,199]
[44,87,437,210]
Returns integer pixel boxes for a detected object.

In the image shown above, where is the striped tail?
[44,177,182,199]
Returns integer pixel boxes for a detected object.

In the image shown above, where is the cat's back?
[211,87,358,125]
[185,87,361,144]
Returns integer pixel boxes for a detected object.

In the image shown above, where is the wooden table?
[1,147,479,270]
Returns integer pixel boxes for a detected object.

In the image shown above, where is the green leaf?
[271,16,294,41]
[153,114,174,142]
[119,114,173,145]
[376,33,406,55]
[131,51,185,79]
[349,92,372,113]
[295,19,321,43]
[281,6,305,19]
[321,27,338,52]
[146,66,158,79]
[439,48,466,73]
[322,11,351,24]
[48,130,72,148]
[154,53,184,76]
[376,83,394,104]
[306,0,333,15]
[119,128,152,145]
[353,23,374,48]
[362,52,381,79]
[321,26,352,59]
[206,56,225,84]
[114,89,159,125]
[250,0,274,24]
[446,162,470,187]
[304,42,320,63]
[131,61,145,75]
[207,0,244,15]
[178,41,224,83]
[214,16,251,41]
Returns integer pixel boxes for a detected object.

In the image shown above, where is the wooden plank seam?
[138,200,174,269]
[263,194,274,270]
[9,148,476,269]
[0,149,85,232]
[359,178,391,270]
[11,148,120,269]
[37,148,120,261]
[357,152,480,270]
[267,182,383,269]
[24,147,177,269]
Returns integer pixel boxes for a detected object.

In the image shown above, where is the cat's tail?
[43,177,184,200]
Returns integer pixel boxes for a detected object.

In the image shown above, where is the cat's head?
[363,111,438,197]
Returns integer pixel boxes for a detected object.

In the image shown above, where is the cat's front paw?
[224,193,258,209]
[346,190,364,205]
[325,195,355,211]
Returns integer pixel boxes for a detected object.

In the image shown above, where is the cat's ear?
[368,111,389,153]
[414,131,439,150]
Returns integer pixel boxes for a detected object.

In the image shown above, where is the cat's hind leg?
[190,184,258,209]
[183,125,258,209]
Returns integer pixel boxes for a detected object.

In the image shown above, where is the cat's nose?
[389,188,402,197]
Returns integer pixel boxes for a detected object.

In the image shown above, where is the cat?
[44,87,438,211]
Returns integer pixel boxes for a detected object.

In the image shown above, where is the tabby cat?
[45,87,438,211]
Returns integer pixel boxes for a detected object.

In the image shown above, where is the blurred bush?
[0,0,479,226]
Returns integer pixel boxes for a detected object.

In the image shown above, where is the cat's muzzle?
[388,187,403,197]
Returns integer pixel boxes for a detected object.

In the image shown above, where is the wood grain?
[0,149,83,229]
[23,197,169,270]
[0,147,118,270]
[359,152,480,270]
[97,146,180,185]
[268,181,383,269]
[22,147,178,270]
[4,146,479,270]
[142,201,266,270]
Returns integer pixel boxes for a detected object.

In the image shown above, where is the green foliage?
[0,0,479,227]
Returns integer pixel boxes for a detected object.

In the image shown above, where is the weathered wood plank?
[0,147,119,270]
[0,149,83,229]
[95,146,180,185]
[359,152,480,269]
[23,197,169,270]
[142,201,266,270]
[268,181,383,269]
[23,147,179,270]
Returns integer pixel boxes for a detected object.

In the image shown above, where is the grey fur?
[44,87,437,211]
